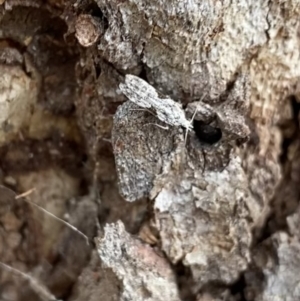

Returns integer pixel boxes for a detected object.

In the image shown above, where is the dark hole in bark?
[85,2,103,18]
[139,65,148,81]
[84,2,108,30]
[193,120,222,145]
[90,7,103,19]
[174,261,197,301]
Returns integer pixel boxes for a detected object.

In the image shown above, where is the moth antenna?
[143,123,169,130]
[184,93,207,145]
[184,107,197,145]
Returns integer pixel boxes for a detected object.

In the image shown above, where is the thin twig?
[15,188,91,246]
[15,188,36,199]
[0,262,62,301]
[22,197,90,246]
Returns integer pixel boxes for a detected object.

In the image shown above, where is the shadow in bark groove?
[174,261,197,301]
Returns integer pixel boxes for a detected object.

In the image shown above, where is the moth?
[119,74,194,132]
[119,74,250,146]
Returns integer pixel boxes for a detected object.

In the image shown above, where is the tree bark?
[0,1,299,301]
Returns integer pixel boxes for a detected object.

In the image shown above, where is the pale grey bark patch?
[152,153,257,285]
[95,220,180,301]
[246,205,300,301]
[112,78,263,286]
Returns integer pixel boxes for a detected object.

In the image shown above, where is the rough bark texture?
[0,1,300,301]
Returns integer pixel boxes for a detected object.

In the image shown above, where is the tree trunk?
[0,1,299,300]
